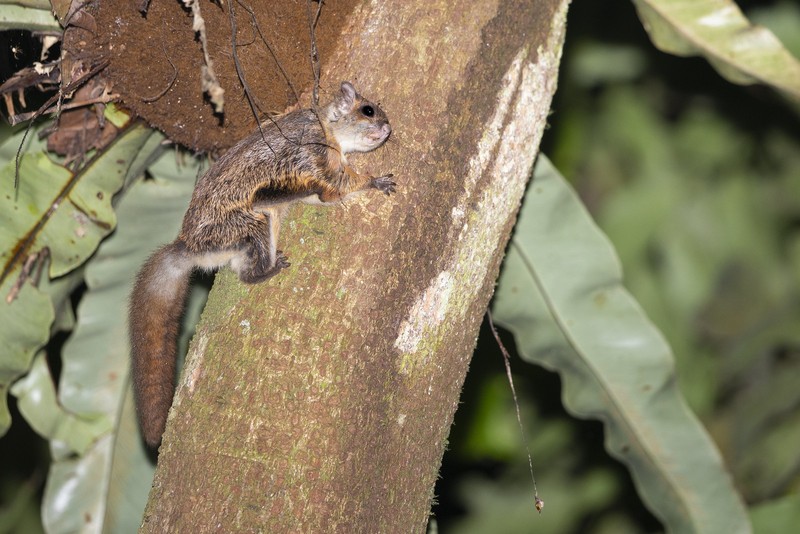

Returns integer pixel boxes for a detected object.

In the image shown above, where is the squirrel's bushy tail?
[129,241,194,448]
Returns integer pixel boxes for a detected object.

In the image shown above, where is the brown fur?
[130,243,193,447]
[129,82,393,448]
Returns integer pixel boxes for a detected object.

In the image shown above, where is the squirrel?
[129,81,394,448]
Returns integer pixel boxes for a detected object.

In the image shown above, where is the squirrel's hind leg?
[234,207,290,284]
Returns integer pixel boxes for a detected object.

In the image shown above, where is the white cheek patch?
[336,127,364,154]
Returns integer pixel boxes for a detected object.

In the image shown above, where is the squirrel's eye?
[361,105,375,117]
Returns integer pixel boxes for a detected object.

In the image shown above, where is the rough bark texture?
[142,0,569,531]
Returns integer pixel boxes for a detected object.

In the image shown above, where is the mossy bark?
[141,0,569,531]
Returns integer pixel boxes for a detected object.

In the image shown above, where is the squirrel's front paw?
[371,174,396,195]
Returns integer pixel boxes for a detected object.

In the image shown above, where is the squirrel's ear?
[328,81,357,121]
[340,82,357,102]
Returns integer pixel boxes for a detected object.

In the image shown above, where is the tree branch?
[142,0,569,530]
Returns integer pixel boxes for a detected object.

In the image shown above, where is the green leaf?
[749,2,800,59]
[631,0,800,102]
[0,256,83,433]
[1,123,154,283]
[1,0,52,9]
[0,3,60,31]
[42,148,202,534]
[10,352,112,455]
[103,103,133,130]
[492,156,751,533]
[0,280,52,432]
[0,123,154,435]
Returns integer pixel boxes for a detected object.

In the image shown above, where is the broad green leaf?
[0,123,153,435]
[0,254,82,433]
[0,4,59,30]
[10,352,111,454]
[0,280,52,432]
[103,103,133,129]
[749,2,800,59]
[587,88,792,414]
[0,125,62,434]
[492,156,750,533]
[631,0,800,102]
[42,148,203,534]
[2,0,52,10]
[579,87,800,499]
[1,122,153,282]
[42,434,114,533]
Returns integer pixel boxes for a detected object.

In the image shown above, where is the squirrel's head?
[325,82,391,154]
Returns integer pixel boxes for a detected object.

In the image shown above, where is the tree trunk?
[141,0,569,531]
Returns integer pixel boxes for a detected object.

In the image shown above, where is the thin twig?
[305,0,329,145]
[227,0,275,155]
[228,0,333,155]
[235,0,299,105]
[486,309,544,514]
[11,92,119,123]
[14,59,109,190]
[5,248,48,303]
[141,42,178,103]
[306,0,324,109]
[32,246,49,286]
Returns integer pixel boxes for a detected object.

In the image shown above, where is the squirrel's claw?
[372,174,396,195]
